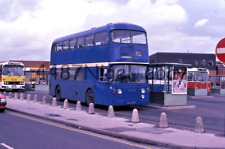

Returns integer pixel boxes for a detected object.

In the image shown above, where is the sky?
[0,0,224,61]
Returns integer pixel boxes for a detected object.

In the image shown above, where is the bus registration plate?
[12,85,17,88]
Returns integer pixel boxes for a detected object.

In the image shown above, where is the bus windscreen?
[111,64,147,83]
[3,65,24,76]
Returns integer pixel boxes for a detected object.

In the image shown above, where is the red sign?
[216,38,225,63]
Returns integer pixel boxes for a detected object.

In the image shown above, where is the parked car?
[0,94,7,112]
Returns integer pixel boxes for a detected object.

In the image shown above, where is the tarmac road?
[0,111,159,149]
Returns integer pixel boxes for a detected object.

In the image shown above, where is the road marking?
[0,143,14,149]
[8,111,157,149]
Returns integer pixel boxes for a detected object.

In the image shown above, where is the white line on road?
[0,143,14,149]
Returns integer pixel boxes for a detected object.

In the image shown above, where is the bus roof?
[149,63,191,67]
[0,61,24,66]
[187,67,209,72]
[53,23,146,43]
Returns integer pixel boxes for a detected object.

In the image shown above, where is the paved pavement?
[5,96,225,149]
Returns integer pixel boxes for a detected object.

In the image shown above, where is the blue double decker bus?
[49,23,150,106]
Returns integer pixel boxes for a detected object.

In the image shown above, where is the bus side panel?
[51,46,110,65]
[187,82,195,89]
[94,83,109,106]
[61,80,88,103]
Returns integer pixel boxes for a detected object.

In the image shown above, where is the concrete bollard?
[42,96,46,105]
[63,99,69,109]
[52,97,57,107]
[76,101,82,111]
[107,105,115,118]
[195,116,204,133]
[8,92,12,99]
[88,103,95,114]
[27,94,31,102]
[14,93,18,99]
[33,95,38,103]
[131,108,140,123]
[20,93,24,101]
[159,112,168,128]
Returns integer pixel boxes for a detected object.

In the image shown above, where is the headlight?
[141,88,145,94]
[141,95,145,99]
[117,89,122,94]
[1,98,6,103]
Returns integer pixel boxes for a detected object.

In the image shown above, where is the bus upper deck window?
[111,30,130,43]
[52,44,57,52]
[111,30,146,44]
[131,31,147,44]
[63,41,70,51]
[85,34,94,47]
[56,42,63,51]
[70,39,77,50]
[77,37,85,49]
[95,32,108,46]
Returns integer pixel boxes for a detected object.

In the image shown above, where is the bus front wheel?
[85,89,94,106]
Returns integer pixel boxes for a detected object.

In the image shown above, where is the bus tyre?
[55,86,62,101]
[85,89,94,106]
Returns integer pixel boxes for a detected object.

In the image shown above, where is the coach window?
[56,42,63,51]
[77,37,85,49]
[95,32,108,45]
[63,41,70,51]
[70,39,77,50]
[85,34,94,47]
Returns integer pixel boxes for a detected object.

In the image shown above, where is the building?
[149,52,216,75]
[10,60,50,71]
[216,61,225,76]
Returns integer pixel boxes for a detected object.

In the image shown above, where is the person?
[173,71,187,93]
[179,72,187,93]
[173,72,180,93]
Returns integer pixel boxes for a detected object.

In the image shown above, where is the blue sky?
[0,0,224,61]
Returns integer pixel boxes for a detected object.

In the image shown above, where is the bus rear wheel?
[55,86,62,101]
[85,89,94,106]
